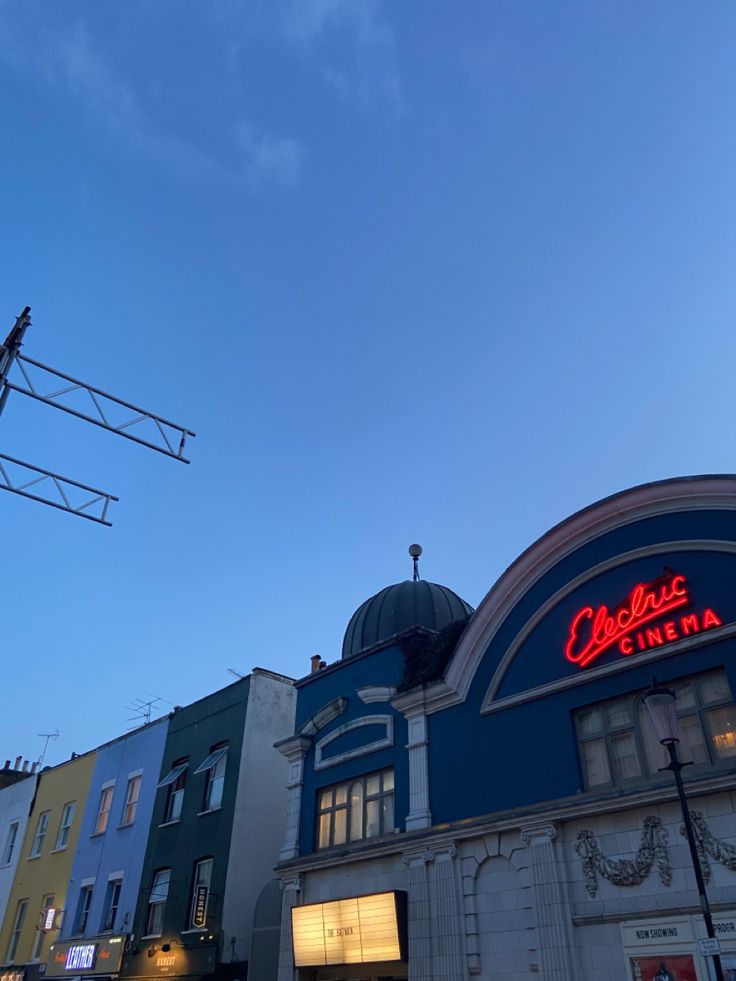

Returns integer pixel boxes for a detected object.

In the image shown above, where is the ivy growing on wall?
[397,617,470,692]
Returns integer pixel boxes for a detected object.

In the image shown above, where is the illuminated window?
[576,669,736,790]
[75,885,94,935]
[95,786,114,835]
[2,822,19,865]
[145,869,170,937]
[55,802,75,850]
[102,879,122,932]
[158,760,188,824]
[29,811,49,858]
[6,899,28,962]
[189,858,213,929]
[317,769,394,850]
[196,745,228,812]
[122,776,141,826]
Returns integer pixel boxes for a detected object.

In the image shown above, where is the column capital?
[520,823,557,846]
[279,873,302,893]
[274,734,311,762]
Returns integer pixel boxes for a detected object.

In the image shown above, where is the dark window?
[317,769,394,850]
[102,879,122,932]
[75,885,94,935]
[576,669,736,790]
[158,761,188,824]
[195,746,228,812]
[145,869,170,937]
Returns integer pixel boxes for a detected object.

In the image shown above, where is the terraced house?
[0,750,96,981]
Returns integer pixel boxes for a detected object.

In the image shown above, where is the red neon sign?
[565,571,723,668]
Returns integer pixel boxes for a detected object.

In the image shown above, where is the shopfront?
[46,936,127,981]
[622,913,736,980]
[119,941,217,981]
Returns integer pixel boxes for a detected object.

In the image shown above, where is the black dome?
[342,579,474,659]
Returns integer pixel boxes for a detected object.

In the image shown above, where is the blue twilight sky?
[1,0,735,765]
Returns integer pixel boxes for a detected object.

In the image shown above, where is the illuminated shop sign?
[48,937,124,977]
[292,891,406,967]
[565,571,723,669]
[65,946,97,971]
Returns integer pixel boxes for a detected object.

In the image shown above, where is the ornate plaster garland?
[575,816,672,898]
[681,810,736,883]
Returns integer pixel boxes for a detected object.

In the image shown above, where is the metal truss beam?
[0,452,118,526]
[7,353,195,462]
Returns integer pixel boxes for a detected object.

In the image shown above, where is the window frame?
[7,899,28,962]
[188,858,213,929]
[159,760,188,825]
[144,868,171,938]
[2,821,19,865]
[576,668,736,791]
[94,785,115,835]
[316,768,395,851]
[29,811,49,858]
[102,878,123,933]
[54,802,76,851]
[199,745,228,813]
[75,884,94,936]
[121,776,141,827]
[32,895,55,959]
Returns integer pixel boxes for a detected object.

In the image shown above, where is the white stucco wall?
[221,669,296,964]
[0,775,37,933]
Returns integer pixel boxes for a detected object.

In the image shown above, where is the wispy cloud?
[224,0,402,113]
[0,15,303,191]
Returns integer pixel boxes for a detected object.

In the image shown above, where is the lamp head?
[642,678,679,745]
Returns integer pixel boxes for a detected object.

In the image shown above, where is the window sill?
[180,929,207,935]
[158,820,181,829]
[89,831,107,838]
[196,807,222,817]
[27,854,41,861]
[51,847,67,854]
[116,822,134,830]
[140,934,162,941]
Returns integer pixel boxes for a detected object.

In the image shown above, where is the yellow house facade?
[0,751,96,975]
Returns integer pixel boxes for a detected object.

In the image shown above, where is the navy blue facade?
[60,717,169,942]
[429,506,736,823]
[296,642,408,856]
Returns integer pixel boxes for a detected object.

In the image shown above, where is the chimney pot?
[21,760,29,772]
[14,756,21,770]
[310,654,322,674]
[3,760,9,770]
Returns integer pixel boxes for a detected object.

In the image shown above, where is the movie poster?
[629,955,697,981]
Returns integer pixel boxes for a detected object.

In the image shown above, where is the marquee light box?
[292,891,406,967]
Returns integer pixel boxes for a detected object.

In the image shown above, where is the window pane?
[610,731,642,780]
[707,705,736,759]
[382,770,394,792]
[606,700,633,729]
[319,789,333,811]
[318,813,331,849]
[349,783,364,841]
[382,794,394,834]
[366,775,380,796]
[365,799,380,838]
[333,808,347,845]
[672,681,696,709]
[334,785,348,806]
[577,708,604,737]
[679,714,709,765]
[699,673,732,705]
[582,739,611,786]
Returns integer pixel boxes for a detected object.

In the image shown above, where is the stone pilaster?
[405,711,432,830]
[276,873,301,981]
[402,848,434,981]
[275,735,311,860]
[521,824,579,980]
[428,844,464,981]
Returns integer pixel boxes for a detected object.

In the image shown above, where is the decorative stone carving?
[575,816,671,897]
[681,810,736,883]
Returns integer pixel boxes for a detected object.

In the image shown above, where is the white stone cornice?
[357,685,397,703]
[274,734,311,761]
[298,696,348,736]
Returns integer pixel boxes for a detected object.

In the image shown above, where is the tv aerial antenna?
[0,306,195,526]
[125,692,174,729]
[37,729,59,767]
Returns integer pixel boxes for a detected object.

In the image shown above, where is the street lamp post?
[642,681,725,981]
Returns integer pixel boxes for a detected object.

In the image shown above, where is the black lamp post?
[642,680,725,981]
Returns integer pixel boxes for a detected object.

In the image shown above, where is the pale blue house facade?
[58,717,169,946]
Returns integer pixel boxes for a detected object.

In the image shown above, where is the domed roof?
[342,577,474,659]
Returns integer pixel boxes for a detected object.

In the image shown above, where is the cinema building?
[275,476,736,981]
